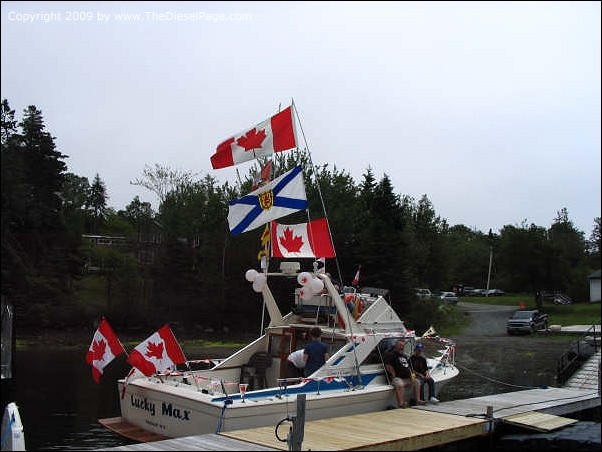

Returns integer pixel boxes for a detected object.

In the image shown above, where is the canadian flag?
[210,106,296,169]
[85,318,125,384]
[271,217,336,258]
[127,324,187,376]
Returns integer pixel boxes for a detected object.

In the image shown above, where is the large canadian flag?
[271,217,336,258]
[127,324,187,376]
[210,106,296,169]
[86,319,125,384]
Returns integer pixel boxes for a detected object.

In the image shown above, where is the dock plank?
[502,411,578,432]
[221,409,488,451]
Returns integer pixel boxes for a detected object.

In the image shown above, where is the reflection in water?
[1,347,133,450]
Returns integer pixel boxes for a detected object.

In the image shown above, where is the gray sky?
[2,1,600,236]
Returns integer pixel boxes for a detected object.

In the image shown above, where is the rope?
[454,363,548,390]
[215,403,228,433]
[291,100,344,286]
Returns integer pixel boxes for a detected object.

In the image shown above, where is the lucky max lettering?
[130,395,190,420]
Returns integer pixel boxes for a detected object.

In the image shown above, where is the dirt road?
[438,301,574,401]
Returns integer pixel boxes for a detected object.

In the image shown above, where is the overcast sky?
[2,1,600,236]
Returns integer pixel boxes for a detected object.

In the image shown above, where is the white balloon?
[310,278,324,293]
[253,278,266,293]
[255,273,267,286]
[300,288,314,301]
[245,269,258,282]
[297,272,311,286]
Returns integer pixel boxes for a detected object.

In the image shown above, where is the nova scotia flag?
[228,165,307,234]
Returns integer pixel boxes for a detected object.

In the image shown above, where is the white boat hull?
[118,378,400,437]
[118,365,458,438]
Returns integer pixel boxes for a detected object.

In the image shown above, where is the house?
[588,269,601,302]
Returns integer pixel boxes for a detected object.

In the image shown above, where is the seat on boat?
[240,351,272,390]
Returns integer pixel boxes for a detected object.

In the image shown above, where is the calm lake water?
[2,347,134,451]
[0,341,593,450]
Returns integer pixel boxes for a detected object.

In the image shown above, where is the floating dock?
[97,386,599,451]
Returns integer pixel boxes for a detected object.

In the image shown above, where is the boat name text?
[130,395,190,420]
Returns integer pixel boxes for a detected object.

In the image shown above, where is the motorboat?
[115,263,459,438]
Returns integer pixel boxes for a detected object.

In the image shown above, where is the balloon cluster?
[245,269,267,293]
[297,271,324,301]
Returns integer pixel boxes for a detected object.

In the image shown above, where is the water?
[1,347,133,451]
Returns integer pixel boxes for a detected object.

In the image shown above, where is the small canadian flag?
[126,324,187,376]
[85,318,125,384]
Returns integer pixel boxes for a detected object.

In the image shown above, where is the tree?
[587,217,601,256]
[1,100,80,326]
[121,196,155,241]
[12,105,69,232]
[547,208,587,299]
[60,173,90,234]
[87,173,108,233]
[130,163,198,205]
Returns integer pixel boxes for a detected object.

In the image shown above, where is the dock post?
[486,405,494,451]
[287,394,306,451]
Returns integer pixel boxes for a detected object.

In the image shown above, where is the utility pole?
[486,229,493,297]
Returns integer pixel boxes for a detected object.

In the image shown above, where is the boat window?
[363,348,384,365]
[268,333,291,357]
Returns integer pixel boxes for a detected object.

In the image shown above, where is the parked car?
[415,288,432,298]
[439,292,459,304]
[460,286,475,296]
[505,309,549,335]
[485,289,506,296]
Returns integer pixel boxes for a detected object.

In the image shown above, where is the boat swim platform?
[97,386,600,451]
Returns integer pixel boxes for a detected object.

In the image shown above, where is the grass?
[459,295,601,326]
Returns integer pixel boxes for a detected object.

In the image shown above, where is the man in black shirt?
[384,339,425,408]
[410,342,439,404]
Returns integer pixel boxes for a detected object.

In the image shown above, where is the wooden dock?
[98,409,488,451]
[97,387,599,451]
[97,350,600,451]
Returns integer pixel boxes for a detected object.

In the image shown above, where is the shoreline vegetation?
[15,327,255,355]
[14,298,599,351]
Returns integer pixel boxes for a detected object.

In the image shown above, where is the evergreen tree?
[87,173,108,233]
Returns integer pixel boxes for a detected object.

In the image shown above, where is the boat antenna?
[291,99,344,286]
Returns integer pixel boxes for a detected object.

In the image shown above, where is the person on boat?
[303,327,329,377]
[384,339,425,408]
[410,342,439,404]
[286,349,305,378]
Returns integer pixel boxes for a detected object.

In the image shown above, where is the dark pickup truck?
[505,309,549,335]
